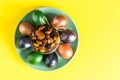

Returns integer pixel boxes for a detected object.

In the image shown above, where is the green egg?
[27,51,43,65]
[32,10,47,26]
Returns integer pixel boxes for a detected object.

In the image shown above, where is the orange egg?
[51,15,67,30]
[57,43,73,59]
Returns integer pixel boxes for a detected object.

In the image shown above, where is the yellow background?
[0,0,120,80]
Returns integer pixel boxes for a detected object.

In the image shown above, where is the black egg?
[16,36,31,50]
[44,52,58,68]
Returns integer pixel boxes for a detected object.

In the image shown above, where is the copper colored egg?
[57,43,73,59]
[19,22,33,36]
[51,15,67,30]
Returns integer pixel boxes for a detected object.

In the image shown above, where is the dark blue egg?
[44,52,58,68]
[16,36,31,50]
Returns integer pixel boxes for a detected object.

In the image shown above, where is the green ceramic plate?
[15,7,78,71]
